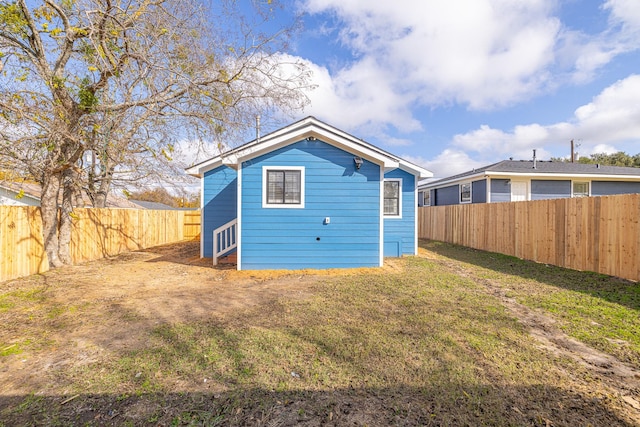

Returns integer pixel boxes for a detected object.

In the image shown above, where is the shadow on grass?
[420,239,640,313]
[0,384,635,427]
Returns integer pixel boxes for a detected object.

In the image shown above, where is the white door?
[511,181,527,201]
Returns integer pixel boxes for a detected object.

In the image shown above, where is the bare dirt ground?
[1,241,639,426]
[0,241,332,397]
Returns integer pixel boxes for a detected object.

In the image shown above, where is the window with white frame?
[572,181,589,198]
[423,191,431,206]
[460,182,471,203]
[384,179,402,217]
[262,167,305,208]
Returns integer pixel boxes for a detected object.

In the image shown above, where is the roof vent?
[596,163,600,169]
[532,149,537,169]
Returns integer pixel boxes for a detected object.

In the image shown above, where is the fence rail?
[1,207,201,283]
[418,194,639,282]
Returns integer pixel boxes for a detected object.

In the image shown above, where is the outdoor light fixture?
[353,156,363,170]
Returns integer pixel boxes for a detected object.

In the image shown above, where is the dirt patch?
[0,241,330,396]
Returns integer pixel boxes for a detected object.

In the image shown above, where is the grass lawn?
[0,240,638,426]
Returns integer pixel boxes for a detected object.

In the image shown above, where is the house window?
[460,182,471,203]
[384,179,402,217]
[262,167,305,208]
[423,191,431,206]
[572,181,589,198]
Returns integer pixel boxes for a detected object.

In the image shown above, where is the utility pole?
[570,139,575,163]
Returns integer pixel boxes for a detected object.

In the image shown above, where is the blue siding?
[202,166,237,257]
[491,178,511,203]
[384,169,416,256]
[240,139,381,270]
[472,179,486,203]
[434,185,459,206]
[531,180,571,200]
[592,181,640,196]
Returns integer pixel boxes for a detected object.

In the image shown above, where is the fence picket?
[0,207,201,282]
[419,194,639,282]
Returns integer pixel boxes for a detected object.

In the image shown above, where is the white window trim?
[262,166,305,208]
[572,180,590,198]
[384,178,402,218]
[460,182,472,204]
[423,190,431,207]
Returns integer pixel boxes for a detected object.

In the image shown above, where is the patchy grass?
[423,240,640,366]
[0,241,638,426]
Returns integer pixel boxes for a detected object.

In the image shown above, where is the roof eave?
[188,118,405,175]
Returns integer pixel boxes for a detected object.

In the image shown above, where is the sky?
[252,0,640,179]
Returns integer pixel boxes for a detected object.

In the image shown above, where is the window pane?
[573,182,589,197]
[266,169,302,205]
[284,171,301,203]
[384,181,400,215]
[267,171,284,203]
[384,199,398,215]
[384,181,399,198]
[460,183,471,202]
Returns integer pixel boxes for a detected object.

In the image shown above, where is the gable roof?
[186,116,432,179]
[420,160,640,189]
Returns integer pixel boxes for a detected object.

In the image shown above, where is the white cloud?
[405,150,486,179]
[451,74,640,160]
[605,0,640,32]
[298,0,640,134]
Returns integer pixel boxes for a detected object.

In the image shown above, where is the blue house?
[186,117,432,270]
[419,159,640,206]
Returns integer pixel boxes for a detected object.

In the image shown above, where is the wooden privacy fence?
[0,207,201,283]
[418,194,639,282]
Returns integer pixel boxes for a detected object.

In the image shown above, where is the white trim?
[423,190,431,207]
[186,118,432,179]
[510,180,529,202]
[419,170,640,192]
[486,178,492,203]
[459,182,472,204]
[414,179,418,255]
[262,166,306,209]
[571,180,590,198]
[237,165,243,270]
[200,177,204,258]
[487,171,640,180]
[379,169,384,267]
[383,178,403,218]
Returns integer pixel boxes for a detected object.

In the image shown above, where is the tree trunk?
[58,167,78,265]
[93,168,113,208]
[40,172,64,268]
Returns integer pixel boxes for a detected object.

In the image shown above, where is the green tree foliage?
[552,151,640,167]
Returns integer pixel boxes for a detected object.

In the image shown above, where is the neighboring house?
[0,181,141,209]
[129,200,179,210]
[186,116,432,270]
[0,182,41,206]
[418,160,640,206]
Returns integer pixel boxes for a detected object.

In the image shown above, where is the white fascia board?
[485,171,640,181]
[235,124,398,169]
[186,117,424,177]
[185,157,223,178]
[418,172,487,190]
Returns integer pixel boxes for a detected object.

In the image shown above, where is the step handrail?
[213,218,237,266]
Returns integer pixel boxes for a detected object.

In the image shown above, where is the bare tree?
[0,0,312,267]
